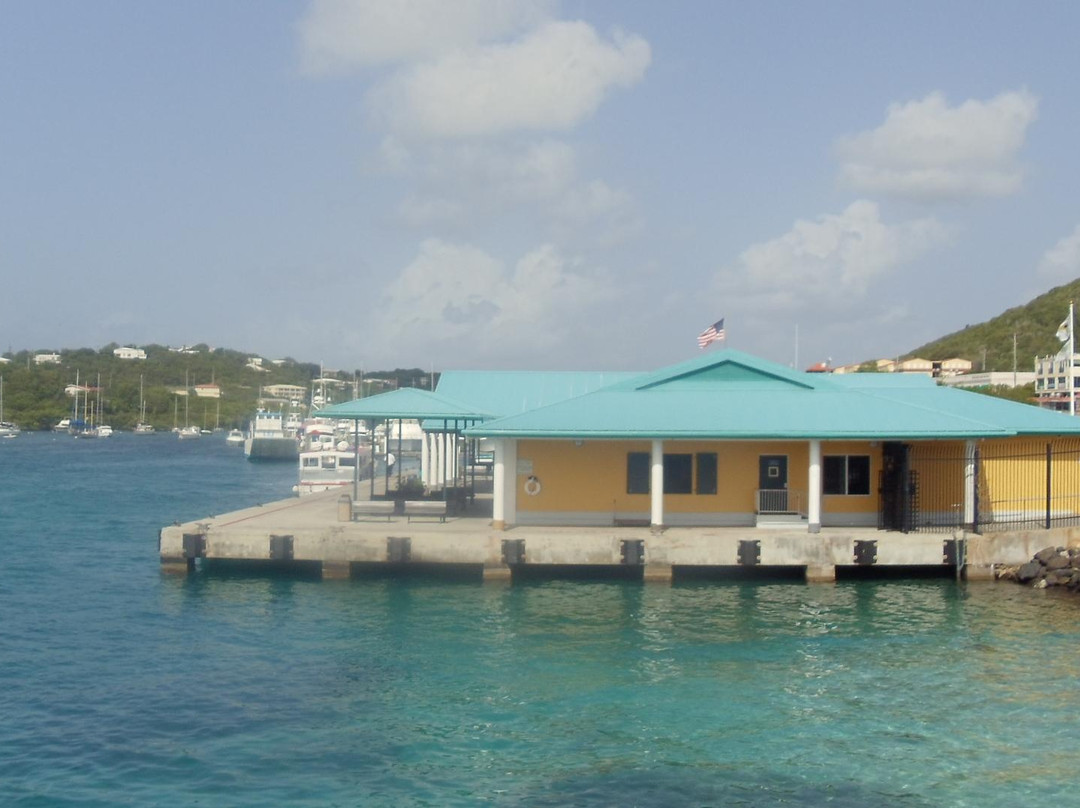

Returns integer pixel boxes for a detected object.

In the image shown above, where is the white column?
[963,439,977,529]
[808,439,822,533]
[493,438,506,527]
[420,431,430,484]
[650,439,664,527]
[492,438,517,529]
[450,434,459,483]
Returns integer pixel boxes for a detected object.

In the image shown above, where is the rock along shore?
[997,545,1080,591]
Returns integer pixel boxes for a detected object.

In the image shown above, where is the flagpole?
[1071,301,1075,416]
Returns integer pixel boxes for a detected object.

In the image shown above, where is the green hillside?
[905,278,1080,371]
[0,343,434,431]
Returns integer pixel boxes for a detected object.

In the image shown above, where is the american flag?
[697,318,725,349]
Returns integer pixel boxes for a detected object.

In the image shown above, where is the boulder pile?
[997,545,1080,590]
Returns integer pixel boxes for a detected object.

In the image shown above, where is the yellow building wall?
[979,437,1080,520]
[512,436,1080,524]
[908,441,966,518]
[515,439,881,517]
[821,441,882,515]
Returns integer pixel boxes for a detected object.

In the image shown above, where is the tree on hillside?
[904,277,1080,371]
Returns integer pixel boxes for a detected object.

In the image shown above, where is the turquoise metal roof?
[434,370,638,418]
[466,350,1080,440]
[315,388,490,423]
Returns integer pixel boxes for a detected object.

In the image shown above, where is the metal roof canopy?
[315,387,490,428]
[315,388,492,504]
[466,348,1080,441]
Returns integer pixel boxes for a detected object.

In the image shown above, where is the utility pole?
[1013,333,1018,388]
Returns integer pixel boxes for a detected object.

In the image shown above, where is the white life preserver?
[524,475,542,496]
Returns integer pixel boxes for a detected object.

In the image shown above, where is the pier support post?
[337,494,352,522]
[805,564,835,583]
[643,563,673,583]
[322,561,352,580]
[483,565,512,582]
[160,558,193,575]
[963,564,995,582]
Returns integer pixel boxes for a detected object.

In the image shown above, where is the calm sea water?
[2,432,1079,807]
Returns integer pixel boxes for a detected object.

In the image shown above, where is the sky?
[3,1,1080,373]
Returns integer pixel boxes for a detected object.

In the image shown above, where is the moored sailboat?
[134,375,154,433]
[0,375,19,438]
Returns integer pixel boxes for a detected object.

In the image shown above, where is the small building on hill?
[1034,350,1079,412]
[113,346,146,360]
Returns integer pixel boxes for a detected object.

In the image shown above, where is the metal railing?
[756,488,805,515]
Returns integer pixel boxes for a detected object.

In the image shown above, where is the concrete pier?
[159,490,1075,583]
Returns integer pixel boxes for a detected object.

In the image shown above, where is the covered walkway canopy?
[316,387,491,425]
[315,388,493,501]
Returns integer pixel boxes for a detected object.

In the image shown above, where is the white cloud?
[370,239,617,362]
[836,90,1038,201]
[384,139,577,227]
[715,200,949,310]
[298,0,554,74]
[396,196,465,227]
[1038,224,1080,282]
[373,21,651,138]
[553,179,640,246]
[433,140,577,201]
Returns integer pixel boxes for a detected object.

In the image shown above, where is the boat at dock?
[243,409,299,462]
[297,432,372,495]
[0,375,18,438]
[133,375,154,433]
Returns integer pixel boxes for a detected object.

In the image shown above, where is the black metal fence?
[881,441,1080,534]
[978,441,1080,532]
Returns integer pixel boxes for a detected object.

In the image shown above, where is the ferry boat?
[297,433,372,495]
[243,409,299,462]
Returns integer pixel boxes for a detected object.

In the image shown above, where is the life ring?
[524,475,542,496]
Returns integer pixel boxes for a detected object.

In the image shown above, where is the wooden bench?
[404,500,447,522]
[351,500,395,521]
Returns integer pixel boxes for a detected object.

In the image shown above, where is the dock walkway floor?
[159,488,1073,582]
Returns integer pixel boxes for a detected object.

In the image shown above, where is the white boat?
[54,418,71,432]
[134,375,154,433]
[0,375,19,438]
[297,433,372,495]
[243,409,299,462]
[225,428,245,446]
[74,373,111,438]
[177,425,201,440]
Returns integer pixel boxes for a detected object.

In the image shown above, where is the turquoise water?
[2,433,1079,806]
